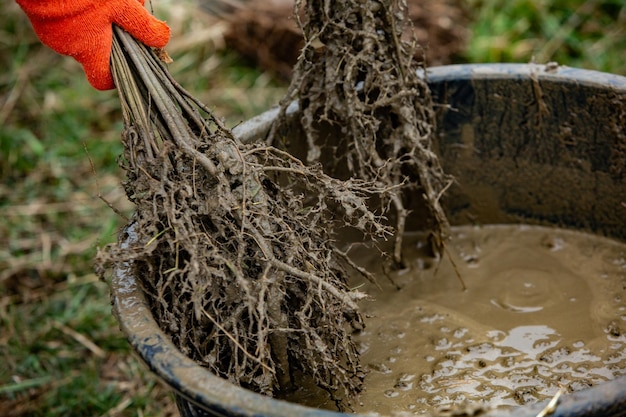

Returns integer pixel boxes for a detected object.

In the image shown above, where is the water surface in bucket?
[287,224,626,415]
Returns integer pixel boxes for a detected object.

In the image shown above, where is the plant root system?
[271,0,452,266]
[96,27,390,407]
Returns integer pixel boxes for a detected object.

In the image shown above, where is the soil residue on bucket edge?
[97,27,393,408]
[270,0,453,267]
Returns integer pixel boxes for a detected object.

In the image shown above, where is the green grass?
[0,277,174,416]
[0,17,137,409]
[1,0,624,415]
[0,1,285,415]
[465,0,626,74]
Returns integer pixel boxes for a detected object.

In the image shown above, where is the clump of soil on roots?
[271,0,452,266]
[96,28,390,408]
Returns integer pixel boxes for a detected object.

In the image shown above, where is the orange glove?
[16,0,170,90]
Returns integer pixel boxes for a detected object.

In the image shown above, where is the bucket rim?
[232,63,626,144]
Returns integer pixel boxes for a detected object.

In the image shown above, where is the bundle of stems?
[99,26,390,405]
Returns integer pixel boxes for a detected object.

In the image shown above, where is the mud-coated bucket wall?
[428,64,626,241]
[110,64,626,417]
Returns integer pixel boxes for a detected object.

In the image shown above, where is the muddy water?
[288,225,626,415]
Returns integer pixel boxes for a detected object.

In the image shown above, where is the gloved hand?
[16,0,170,90]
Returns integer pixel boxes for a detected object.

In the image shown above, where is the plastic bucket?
[109,64,626,417]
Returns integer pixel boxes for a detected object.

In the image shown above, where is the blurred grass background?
[0,0,624,415]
